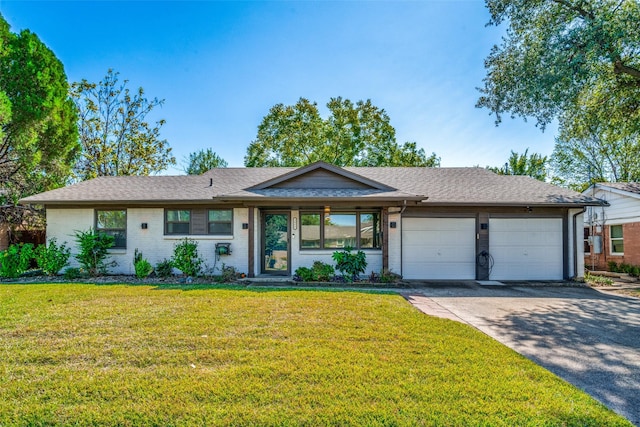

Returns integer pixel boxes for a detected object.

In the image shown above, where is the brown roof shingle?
[20,164,604,207]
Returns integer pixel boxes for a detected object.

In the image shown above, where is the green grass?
[0,284,631,426]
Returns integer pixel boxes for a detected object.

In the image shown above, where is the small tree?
[171,238,203,277]
[74,228,115,276]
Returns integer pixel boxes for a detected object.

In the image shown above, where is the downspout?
[572,207,586,279]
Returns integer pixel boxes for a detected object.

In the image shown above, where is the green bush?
[63,267,82,280]
[294,261,335,282]
[631,266,640,278]
[134,259,153,279]
[0,243,34,278]
[74,228,115,276]
[332,247,367,282]
[132,249,153,279]
[294,266,314,282]
[171,238,203,277]
[607,261,619,272]
[155,259,174,278]
[34,239,71,276]
[619,263,631,274]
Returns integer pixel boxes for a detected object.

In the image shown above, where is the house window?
[165,209,234,235]
[208,209,233,235]
[96,210,127,249]
[584,227,591,254]
[610,225,624,255]
[300,211,381,250]
[301,213,321,248]
[359,213,381,249]
[166,210,190,235]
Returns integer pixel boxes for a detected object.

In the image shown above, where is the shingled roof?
[20,163,604,207]
[592,182,640,197]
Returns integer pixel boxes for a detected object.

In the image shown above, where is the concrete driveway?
[403,283,640,426]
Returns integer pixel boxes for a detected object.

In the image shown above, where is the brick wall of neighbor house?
[46,208,249,276]
[585,221,640,270]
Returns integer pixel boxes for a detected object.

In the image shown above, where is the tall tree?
[245,97,439,167]
[71,69,175,181]
[183,148,228,174]
[0,14,79,226]
[551,126,640,191]
[477,0,640,132]
[488,148,548,181]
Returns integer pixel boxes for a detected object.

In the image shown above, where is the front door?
[262,212,290,275]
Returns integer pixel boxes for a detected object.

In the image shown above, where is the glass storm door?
[262,212,290,275]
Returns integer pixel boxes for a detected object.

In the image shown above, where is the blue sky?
[1,1,557,174]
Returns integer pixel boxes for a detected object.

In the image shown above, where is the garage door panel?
[402,218,476,280]
[490,218,563,280]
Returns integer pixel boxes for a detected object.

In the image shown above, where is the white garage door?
[402,218,476,280]
[490,218,563,280]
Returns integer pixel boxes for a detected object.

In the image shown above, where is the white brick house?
[21,162,603,280]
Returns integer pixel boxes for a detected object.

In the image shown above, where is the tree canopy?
[71,69,175,181]
[0,14,79,225]
[478,0,640,130]
[183,148,228,174]
[245,97,439,167]
[478,0,640,189]
[488,148,548,181]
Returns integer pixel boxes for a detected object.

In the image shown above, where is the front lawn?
[0,284,631,426]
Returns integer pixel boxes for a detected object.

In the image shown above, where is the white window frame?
[609,224,624,255]
[583,227,591,255]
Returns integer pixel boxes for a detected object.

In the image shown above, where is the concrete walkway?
[402,283,640,426]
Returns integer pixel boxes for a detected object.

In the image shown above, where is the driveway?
[403,283,640,426]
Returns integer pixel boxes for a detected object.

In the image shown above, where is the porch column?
[382,207,389,271]
[248,206,255,278]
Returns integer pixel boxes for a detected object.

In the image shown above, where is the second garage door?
[402,218,476,280]
[490,218,563,280]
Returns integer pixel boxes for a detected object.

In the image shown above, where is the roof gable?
[590,183,640,200]
[248,162,395,191]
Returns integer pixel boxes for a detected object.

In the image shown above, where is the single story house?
[583,182,640,271]
[20,162,604,280]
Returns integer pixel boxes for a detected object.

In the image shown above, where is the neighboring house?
[20,162,603,280]
[583,182,640,271]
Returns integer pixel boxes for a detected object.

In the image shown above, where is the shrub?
[171,238,203,277]
[294,266,314,282]
[631,266,640,278]
[34,239,71,276]
[0,243,34,278]
[332,247,367,282]
[132,249,153,279]
[63,267,82,280]
[619,263,632,274]
[134,259,153,279]
[607,261,619,272]
[74,228,115,276]
[294,261,335,282]
[155,259,174,278]
[311,261,334,281]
